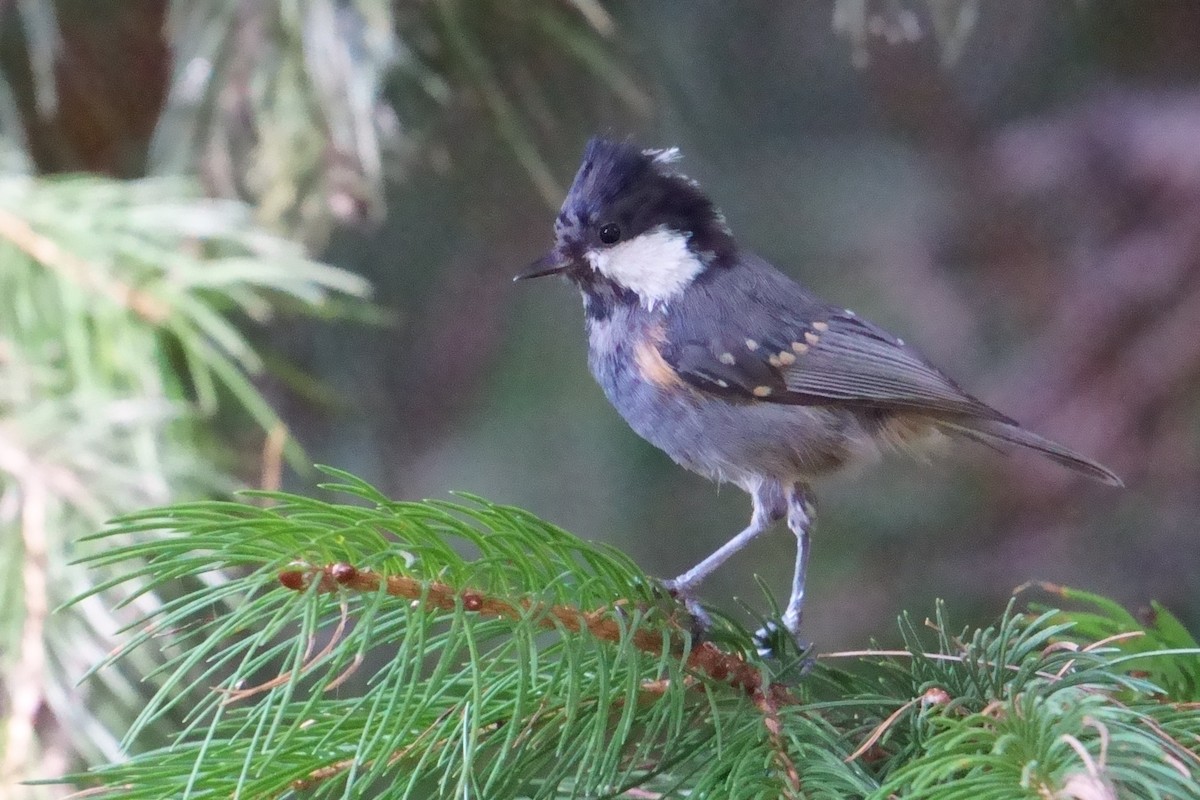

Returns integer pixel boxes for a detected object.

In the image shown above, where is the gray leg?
[754,484,816,657]
[780,484,814,639]
[664,482,786,629]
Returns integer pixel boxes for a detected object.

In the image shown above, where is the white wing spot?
[745,339,759,351]
[719,352,735,365]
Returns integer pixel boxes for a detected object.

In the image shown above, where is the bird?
[516,136,1121,647]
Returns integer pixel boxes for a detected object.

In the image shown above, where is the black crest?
[559,138,735,264]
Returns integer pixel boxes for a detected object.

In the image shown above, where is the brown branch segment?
[280,562,797,706]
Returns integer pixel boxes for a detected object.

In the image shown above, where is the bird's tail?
[936,419,1123,487]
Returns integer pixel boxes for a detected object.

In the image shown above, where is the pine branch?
[152,0,646,241]
[56,468,1200,799]
[0,165,373,792]
[0,206,169,322]
[0,170,371,456]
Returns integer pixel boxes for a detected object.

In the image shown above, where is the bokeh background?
[2,0,1200,789]
[10,0,1199,643]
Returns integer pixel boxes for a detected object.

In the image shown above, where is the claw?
[662,578,714,639]
[753,619,812,664]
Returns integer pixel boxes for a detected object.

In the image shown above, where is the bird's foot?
[661,578,714,640]
[753,619,813,669]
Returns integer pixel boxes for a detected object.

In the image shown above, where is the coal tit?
[517,137,1121,645]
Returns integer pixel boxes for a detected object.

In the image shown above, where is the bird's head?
[518,137,735,310]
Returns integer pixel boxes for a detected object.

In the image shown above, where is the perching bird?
[517,137,1121,645]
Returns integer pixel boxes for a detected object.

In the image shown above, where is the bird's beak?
[514,250,572,282]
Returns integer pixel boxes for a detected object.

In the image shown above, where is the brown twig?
[845,687,952,764]
[281,562,795,706]
[819,648,1070,684]
[219,596,352,704]
[290,708,458,792]
[259,423,288,495]
[754,685,803,797]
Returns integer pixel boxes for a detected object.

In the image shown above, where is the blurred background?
[2,0,1199,791]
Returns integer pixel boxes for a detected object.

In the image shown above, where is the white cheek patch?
[585,226,705,309]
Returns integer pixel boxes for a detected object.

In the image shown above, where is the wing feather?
[661,255,1010,422]
[779,316,1008,419]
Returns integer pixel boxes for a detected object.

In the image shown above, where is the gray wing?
[662,256,1011,422]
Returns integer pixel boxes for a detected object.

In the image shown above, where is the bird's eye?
[598,222,621,245]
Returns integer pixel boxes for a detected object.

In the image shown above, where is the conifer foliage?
[63,469,1200,798]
